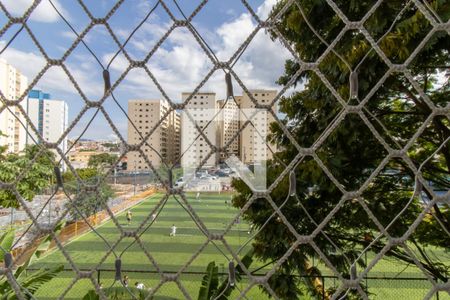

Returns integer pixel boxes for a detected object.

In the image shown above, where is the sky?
[0,0,295,141]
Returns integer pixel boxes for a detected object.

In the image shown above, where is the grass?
[29,192,448,299]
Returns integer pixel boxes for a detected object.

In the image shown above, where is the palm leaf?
[82,290,99,300]
[213,248,254,299]
[198,261,219,300]
[0,229,15,261]
[18,264,64,296]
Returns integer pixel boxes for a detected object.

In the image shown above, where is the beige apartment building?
[239,90,277,164]
[0,59,28,153]
[127,99,180,170]
[181,92,218,168]
[216,96,241,161]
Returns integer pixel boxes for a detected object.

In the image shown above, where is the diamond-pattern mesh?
[0,0,449,299]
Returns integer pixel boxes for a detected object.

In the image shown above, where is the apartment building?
[239,90,277,164]
[27,90,68,157]
[181,92,218,168]
[0,59,28,153]
[168,111,181,165]
[127,99,180,170]
[216,96,241,161]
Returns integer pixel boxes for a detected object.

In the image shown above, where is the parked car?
[175,177,184,187]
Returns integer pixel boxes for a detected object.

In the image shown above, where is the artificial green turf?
[31,192,259,299]
[29,192,449,299]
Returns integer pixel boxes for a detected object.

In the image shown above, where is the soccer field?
[31,192,258,299]
[29,192,448,299]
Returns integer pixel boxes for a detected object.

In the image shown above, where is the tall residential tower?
[127,99,180,170]
[27,89,69,157]
[181,92,218,168]
[0,59,28,153]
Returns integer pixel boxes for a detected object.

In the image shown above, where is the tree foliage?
[88,153,118,169]
[232,1,450,299]
[62,168,115,221]
[197,262,219,300]
[0,144,55,208]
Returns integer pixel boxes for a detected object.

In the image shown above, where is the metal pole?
[25,96,29,146]
[365,251,368,294]
[10,207,14,228]
[435,278,439,300]
[48,198,51,225]
[134,161,137,195]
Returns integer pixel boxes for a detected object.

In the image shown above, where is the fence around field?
[10,188,157,264]
[26,268,446,300]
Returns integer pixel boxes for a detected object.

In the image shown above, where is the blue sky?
[0,0,294,141]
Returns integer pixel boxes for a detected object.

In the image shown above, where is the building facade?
[127,99,180,170]
[238,90,277,164]
[0,59,28,153]
[27,90,69,158]
[181,92,218,168]
[216,96,241,161]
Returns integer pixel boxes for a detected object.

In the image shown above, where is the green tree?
[0,144,56,208]
[88,153,118,169]
[62,168,114,221]
[232,1,450,299]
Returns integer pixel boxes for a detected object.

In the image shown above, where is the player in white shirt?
[170,224,177,236]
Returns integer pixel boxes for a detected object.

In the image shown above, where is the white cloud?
[2,0,69,23]
[0,42,102,98]
[60,30,77,40]
[107,0,291,102]
[256,0,278,19]
[1,0,292,140]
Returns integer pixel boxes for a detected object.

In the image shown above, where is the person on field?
[170,224,177,236]
[196,192,200,202]
[135,282,145,289]
[123,275,129,287]
[126,210,132,225]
